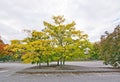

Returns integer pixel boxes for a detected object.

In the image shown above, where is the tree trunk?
[38,55,42,68]
[38,62,41,68]
[57,60,59,66]
[63,57,66,65]
[47,60,49,67]
[60,57,63,69]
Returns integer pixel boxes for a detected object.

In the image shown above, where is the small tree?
[21,30,54,67]
[0,44,9,62]
[4,40,23,61]
[0,37,9,62]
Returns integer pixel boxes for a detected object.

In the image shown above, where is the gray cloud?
[0,0,120,43]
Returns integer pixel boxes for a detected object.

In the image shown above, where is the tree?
[0,37,9,62]
[0,44,9,62]
[89,42,101,60]
[5,15,90,68]
[4,40,24,61]
[100,25,120,68]
[0,36,4,44]
[43,15,90,68]
[21,30,54,67]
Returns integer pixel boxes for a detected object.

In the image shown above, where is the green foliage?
[89,42,101,60]
[100,25,120,68]
[0,55,11,62]
[4,40,24,61]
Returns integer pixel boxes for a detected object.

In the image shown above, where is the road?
[0,61,120,82]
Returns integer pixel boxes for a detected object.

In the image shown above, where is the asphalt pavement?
[0,61,120,82]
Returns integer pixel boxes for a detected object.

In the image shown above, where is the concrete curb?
[16,67,120,74]
[17,71,120,74]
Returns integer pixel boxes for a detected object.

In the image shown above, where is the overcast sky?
[0,0,120,43]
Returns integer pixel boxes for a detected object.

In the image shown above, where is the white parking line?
[0,70,8,73]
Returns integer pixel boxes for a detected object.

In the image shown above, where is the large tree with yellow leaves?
[43,16,90,67]
[5,16,91,68]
